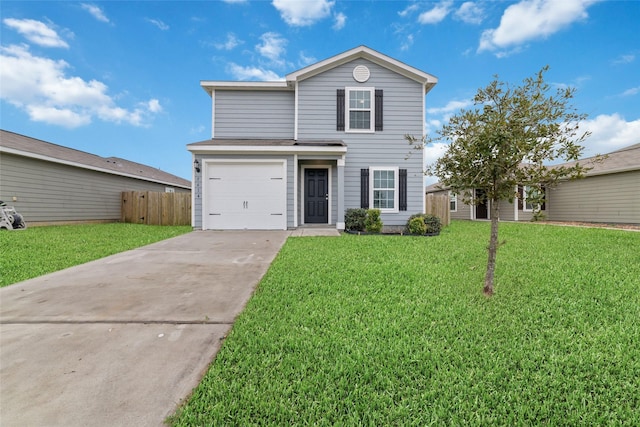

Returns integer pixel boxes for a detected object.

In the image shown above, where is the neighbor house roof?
[200,45,438,95]
[0,129,191,189]
[425,142,640,193]
[555,143,640,177]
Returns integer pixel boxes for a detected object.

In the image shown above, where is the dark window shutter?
[517,185,523,210]
[399,169,407,211]
[541,186,546,211]
[360,168,369,208]
[375,89,383,131]
[337,89,345,131]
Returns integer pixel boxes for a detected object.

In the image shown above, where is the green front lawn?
[171,221,640,425]
[0,223,191,287]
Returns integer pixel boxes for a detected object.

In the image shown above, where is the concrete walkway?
[0,230,298,427]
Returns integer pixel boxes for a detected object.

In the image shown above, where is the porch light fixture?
[194,159,200,173]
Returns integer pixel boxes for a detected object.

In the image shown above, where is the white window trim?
[345,87,375,133]
[522,185,540,212]
[449,191,457,212]
[369,166,399,213]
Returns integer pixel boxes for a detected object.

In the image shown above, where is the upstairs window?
[347,87,374,132]
[337,88,383,132]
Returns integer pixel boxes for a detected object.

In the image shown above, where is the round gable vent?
[353,65,370,83]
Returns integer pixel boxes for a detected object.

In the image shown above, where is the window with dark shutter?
[360,168,369,208]
[337,89,345,131]
[375,89,383,131]
[399,169,407,211]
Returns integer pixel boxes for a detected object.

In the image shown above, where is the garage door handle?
[271,213,283,215]
[210,213,221,215]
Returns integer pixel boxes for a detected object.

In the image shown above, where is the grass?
[170,221,640,426]
[0,223,191,287]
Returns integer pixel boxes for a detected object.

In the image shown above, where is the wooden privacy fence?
[121,191,191,226]
[425,193,450,226]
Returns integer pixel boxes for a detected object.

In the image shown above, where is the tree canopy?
[421,66,600,296]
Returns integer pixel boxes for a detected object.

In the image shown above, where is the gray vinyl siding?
[0,153,189,224]
[214,90,294,139]
[192,154,295,229]
[297,59,426,226]
[547,171,640,224]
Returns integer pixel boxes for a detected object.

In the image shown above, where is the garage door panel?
[205,161,286,230]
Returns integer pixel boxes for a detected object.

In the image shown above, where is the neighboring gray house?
[426,143,640,224]
[0,129,191,225]
[188,46,438,230]
[545,143,639,224]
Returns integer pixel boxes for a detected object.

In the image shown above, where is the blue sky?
[1,0,638,182]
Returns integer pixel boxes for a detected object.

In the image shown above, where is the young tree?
[422,66,599,296]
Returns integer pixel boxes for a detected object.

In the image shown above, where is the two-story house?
[187,46,438,230]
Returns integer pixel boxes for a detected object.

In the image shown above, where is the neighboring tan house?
[187,45,438,230]
[0,129,191,225]
[426,143,640,224]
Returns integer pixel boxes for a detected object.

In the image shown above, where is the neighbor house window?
[449,191,457,212]
[370,167,398,212]
[522,185,545,211]
[346,87,374,132]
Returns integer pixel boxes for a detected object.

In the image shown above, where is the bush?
[407,216,427,235]
[405,213,441,235]
[423,214,442,234]
[364,209,383,233]
[345,208,367,231]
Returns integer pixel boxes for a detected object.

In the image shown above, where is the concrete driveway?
[0,230,291,427]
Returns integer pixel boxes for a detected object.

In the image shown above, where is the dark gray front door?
[475,189,488,219]
[304,169,328,224]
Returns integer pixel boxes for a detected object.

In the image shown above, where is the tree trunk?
[483,200,500,296]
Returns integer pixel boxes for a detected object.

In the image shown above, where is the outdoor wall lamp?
[194,159,200,173]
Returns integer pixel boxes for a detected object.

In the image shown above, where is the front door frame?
[301,165,331,225]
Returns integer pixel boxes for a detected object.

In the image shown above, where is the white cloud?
[146,18,169,31]
[479,0,600,55]
[620,87,640,97]
[256,32,287,65]
[418,0,453,24]
[298,51,316,67]
[272,0,334,26]
[612,53,635,65]
[455,2,484,25]
[215,33,242,50]
[223,0,248,3]
[427,99,474,115]
[333,12,346,30]
[3,18,69,48]
[0,44,160,128]
[398,3,420,18]
[227,63,282,81]
[81,4,110,23]
[580,114,640,157]
[401,34,415,51]
[146,99,162,113]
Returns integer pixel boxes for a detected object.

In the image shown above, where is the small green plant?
[405,213,442,235]
[364,209,383,233]
[407,216,427,234]
[344,208,367,232]
[423,214,441,234]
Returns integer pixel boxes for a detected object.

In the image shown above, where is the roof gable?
[286,45,438,93]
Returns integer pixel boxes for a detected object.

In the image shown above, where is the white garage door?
[205,161,287,230]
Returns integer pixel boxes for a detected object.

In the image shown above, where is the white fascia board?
[187,145,347,155]
[1,146,191,189]
[200,80,291,95]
